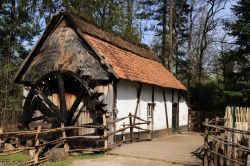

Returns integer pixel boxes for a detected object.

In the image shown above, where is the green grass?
[40,154,104,166]
[0,153,103,166]
[0,153,30,165]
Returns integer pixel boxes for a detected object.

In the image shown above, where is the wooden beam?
[163,88,169,130]
[57,74,67,122]
[132,84,142,124]
[151,86,155,138]
[132,84,142,141]
[176,90,180,132]
[67,87,87,124]
[33,89,62,121]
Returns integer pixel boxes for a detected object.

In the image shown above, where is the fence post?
[102,112,108,151]
[34,125,41,164]
[122,122,125,141]
[214,116,219,166]
[0,127,3,150]
[227,129,232,165]
[61,123,69,152]
[247,134,250,165]
[147,120,151,140]
[129,113,133,142]
[204,118,209,166]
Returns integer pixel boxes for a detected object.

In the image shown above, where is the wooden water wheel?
[22,70,105,130]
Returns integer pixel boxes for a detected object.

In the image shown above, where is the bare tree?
[188,0,228,85]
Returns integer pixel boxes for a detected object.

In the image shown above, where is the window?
[147,103,155,117]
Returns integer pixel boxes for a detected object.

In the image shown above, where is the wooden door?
[172,103,178,132]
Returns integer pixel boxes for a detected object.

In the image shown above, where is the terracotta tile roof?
[84,34,186,90]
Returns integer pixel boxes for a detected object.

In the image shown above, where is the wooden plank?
[66,135,104,140]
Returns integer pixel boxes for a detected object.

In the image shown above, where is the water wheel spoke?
[57,73,67,122]
[67,87,87,124]
[33,88,62,121]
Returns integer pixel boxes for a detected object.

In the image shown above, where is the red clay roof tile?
[84,34,186,90]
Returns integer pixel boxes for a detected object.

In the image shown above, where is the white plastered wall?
[116,80,188,133]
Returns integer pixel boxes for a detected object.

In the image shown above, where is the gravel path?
[73,132,202,166]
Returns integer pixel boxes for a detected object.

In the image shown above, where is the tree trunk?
[162,0,167,66]
[127,0,133,32]
[168,0,173,73]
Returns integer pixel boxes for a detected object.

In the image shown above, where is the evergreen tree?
[0,0,41,127]
[138,0,190,76]
[224,0,250,106]
[40,0,141,42]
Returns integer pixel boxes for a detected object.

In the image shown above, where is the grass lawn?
[0,153,103,166]
[0,153,30,165]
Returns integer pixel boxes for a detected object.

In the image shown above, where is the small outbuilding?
[14,12,188,144]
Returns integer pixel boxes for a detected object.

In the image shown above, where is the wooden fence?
[202,117,250,166]
[0,112,151,165]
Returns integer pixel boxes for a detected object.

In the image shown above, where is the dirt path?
[73,132,202,166]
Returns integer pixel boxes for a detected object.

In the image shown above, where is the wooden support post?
[129,113,133,142]
[57,74,67,122]
[163,89,169,133]
[227,130,232,166]
[147,120,151,140]
[214,116,219,166]
[103,112,108,151]
[247,134,250,165]
[204,118,209,166]
[61,123,69,152]
[122,122,125,141]
[219,131,225,166]
[34,125,41,165]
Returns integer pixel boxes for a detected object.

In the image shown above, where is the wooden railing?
[202,117,250,166]
[106,112,151,150]
[0,112,151,165]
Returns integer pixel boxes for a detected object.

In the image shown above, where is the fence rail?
[202,117,250,166]
[0,112,151,165]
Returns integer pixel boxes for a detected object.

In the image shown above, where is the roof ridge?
[63,11,151,49]
[63,11,160,62]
